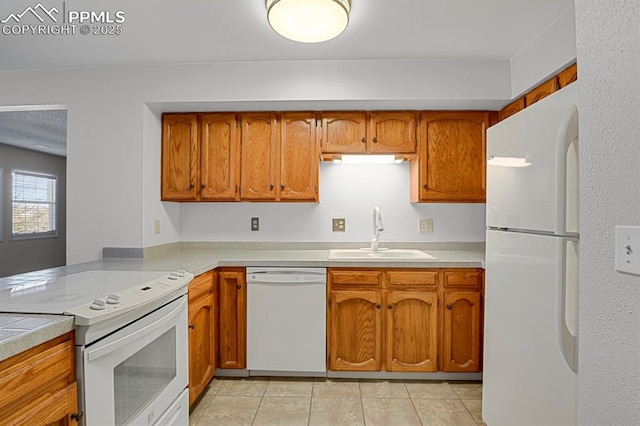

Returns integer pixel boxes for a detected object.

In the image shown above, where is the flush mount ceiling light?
[266,0,351,43]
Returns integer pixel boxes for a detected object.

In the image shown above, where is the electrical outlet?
[332,218,346,232]
[251,217,259,231]
[419,218,433,233]
[153,219,160,234]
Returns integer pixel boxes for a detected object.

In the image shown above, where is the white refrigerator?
[483,83,579,426]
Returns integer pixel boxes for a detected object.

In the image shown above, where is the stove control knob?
[89,299,106,310]
[106,294,121,304]
[168,272,179,280]
[177,269,186,278]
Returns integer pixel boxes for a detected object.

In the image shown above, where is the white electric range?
[0,269,194,426]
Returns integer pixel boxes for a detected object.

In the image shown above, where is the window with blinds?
[11,171,57,237]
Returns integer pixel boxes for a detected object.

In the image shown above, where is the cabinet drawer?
[329,270,382,287]
[443,270,482,289]
[0,334,74,415]
[188,271,214,301]
[387,270,438,287]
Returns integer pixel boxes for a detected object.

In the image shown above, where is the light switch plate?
[615,226,640,276]
[419,218,433,233]
[153,219,160,234]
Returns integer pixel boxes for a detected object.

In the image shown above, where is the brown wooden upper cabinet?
[240,113,279,201]
[279,113,320,201]
[498,98,525,122]
[321,111,418,155]
[558,63,577,88]
[411,111,491,203]
[162,113,239,201]
[161,113,199,201]
[321,112,368,154]
[524,78,559,107]
[240,112,319,202]
[369,111,418,153]
[200,113,240,201]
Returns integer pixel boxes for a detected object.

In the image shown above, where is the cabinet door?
[558,63,577,88]
[188,277,215,405]
[442,291,481,372]
[218,269,246,369]
[240,113,278,200]
[369,111,418,153]
[161,113,199,201]
[321,112,367,154]
[279,113,319,201]
[386,291,438,372]
[524,78,558,107]
[498,98,525,122]
[416,111,489,202]
[200,113,239,201]
[329,290,382,371]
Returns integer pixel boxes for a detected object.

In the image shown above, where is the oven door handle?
[87,298,185,362]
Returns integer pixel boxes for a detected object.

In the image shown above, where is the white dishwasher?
[246,267,327,375]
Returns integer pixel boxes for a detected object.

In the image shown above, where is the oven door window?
[114,327,176,425]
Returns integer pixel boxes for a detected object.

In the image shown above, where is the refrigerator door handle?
[558,238,578,372]
[554,106,579,235]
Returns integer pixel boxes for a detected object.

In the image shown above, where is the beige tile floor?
[189,377,485,426]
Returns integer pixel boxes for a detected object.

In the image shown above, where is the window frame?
[10,170,59,240]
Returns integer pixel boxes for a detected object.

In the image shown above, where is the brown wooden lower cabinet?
[0,331,79,425]
[328,268,483,373]
[329,289,383,371]
[188,270,216,405]
[442,291,482,372]
[386,290,439,372]
[217,267,246,369]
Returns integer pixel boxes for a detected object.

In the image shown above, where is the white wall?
[575,1,640,424]
[510,4,577,99]
[179,163,486,243]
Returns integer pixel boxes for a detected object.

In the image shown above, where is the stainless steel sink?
[328,249,437,261]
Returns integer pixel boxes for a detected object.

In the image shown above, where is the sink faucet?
[370,207,384,250]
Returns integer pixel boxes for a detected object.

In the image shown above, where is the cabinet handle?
[376,304,381,309]
[200,184,205,189]
[269,184,274,190]
[388,304,393,310]
[189,184,194,189]
[447,304,453,310]
[360,136,366,143]
[280,184,285,190]
[189,324,195,329]
[423,184,428,189]
[71,412,84,421]
[372,137,378,143]
[236,284,242,289]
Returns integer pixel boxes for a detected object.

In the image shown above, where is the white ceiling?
[0,0,574,156]
[0,0,574,71]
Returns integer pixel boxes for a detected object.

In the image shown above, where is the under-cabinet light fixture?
[266,0,351,43]
[333,155,404,165]
[487,156,531,168]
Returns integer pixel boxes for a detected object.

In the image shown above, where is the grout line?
[250,377,268,426]
[405,381,424,426]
